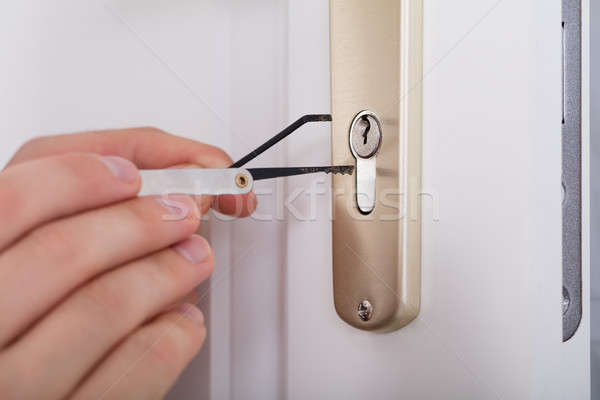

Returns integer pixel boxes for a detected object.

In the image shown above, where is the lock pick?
[138,115,354,197]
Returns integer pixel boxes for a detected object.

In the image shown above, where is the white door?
[0,1,591,399]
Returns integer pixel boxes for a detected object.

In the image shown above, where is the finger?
[0,153,140,250]
[0,236,214,400]
[8,128,258,217]
[213,192,258,218]
[71,304,206,400]
[6,127,232,170]
[0,195,200,347]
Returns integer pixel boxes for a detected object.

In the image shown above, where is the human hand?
[0,127,256,399]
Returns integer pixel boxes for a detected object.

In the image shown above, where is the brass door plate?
[331,0,423,331]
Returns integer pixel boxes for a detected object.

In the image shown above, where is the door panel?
[0,1,590,399]
[285,1,589,400]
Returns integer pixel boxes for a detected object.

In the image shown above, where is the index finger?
[7,127,232,169]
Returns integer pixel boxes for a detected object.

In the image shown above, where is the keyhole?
[361,117,371,145]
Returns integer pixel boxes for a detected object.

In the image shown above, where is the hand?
[0,128,256,399]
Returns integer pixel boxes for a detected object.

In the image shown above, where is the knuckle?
[77,277,138,327]
[46,153,111,198]
[26,222,75,263]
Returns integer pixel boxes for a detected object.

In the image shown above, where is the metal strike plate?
[561,0,582,342]
[331,0,423,331]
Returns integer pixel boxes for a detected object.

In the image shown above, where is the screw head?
[235,173,249,188]
[357,299,373,322]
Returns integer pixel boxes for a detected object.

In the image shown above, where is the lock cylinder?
[349,110,383,214]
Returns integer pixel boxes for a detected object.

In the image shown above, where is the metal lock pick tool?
[138,114,354,197]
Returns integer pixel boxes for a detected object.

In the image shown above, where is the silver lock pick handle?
[138,168,253,197]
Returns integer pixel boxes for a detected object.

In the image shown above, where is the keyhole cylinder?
[349,110,383,214]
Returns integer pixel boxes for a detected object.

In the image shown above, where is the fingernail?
[173,235,211,263]
[99,156,138,183]
[175,303,204,326]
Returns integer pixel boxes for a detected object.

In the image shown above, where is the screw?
[235,173,249,188]
[357,299,373,322]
